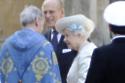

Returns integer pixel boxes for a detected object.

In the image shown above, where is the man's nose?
[45,12,51,18]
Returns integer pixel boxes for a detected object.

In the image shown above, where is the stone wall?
[0,0,43,44]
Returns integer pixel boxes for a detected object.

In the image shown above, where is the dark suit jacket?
[44,30,77,83]
[85,37,125,83]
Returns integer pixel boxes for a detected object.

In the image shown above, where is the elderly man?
[41,0,77,83]
[0,5,61,83]
[85,1,125,83]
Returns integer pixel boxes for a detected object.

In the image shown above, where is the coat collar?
[112,35,125,44]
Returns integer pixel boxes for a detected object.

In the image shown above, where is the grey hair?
[56,14,95,38]
[20,5,43,26]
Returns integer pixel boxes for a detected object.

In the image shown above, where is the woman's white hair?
[56,14,95,38]
[20,5,43,26]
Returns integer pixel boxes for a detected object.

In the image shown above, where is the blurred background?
[0,0,122,46]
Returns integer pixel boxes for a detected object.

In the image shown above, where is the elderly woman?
[55,14,97,83]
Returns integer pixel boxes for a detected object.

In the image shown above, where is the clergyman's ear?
[35,17,39,27]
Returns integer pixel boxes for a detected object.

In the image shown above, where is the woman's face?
[63,29,80,50]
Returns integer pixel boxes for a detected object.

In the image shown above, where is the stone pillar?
[90,0,110,46]
[64,0,90,16]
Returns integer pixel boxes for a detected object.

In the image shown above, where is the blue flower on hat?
[68,24,82,32]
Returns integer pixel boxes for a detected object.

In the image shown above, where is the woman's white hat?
[55,14,95,37]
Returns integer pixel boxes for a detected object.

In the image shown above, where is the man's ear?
[61,8,65,17]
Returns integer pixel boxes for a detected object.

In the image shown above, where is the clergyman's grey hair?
[20,5,43,26]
